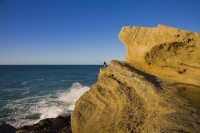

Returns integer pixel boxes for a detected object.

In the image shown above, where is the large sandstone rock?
[71,25,200,133]
[119,25,200,86]
[71,60,200,133]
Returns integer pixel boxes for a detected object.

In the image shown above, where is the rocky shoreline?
[1,25,200,133]
[0,116,71,133]
[71,25,200,133]
[71,60,200,133]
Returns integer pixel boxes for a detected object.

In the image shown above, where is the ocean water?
[0,65,102,128]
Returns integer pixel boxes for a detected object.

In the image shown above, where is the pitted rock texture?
[71,60,200,133]
[118,25,200,86]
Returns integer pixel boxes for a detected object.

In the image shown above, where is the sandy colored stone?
[71,25,200,133]
[119,24,200,86]
[71,60,200,133]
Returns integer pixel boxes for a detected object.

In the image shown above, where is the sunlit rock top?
[119,24,200,86]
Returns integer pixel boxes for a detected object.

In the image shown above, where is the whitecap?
[58,82,90,108]
[22,90,30,95]
[21,82,28,85]
[4,82,90,128]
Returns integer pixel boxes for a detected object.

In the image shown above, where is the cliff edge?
[71,25,200,133]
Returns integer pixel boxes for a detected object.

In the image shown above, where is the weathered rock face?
[71,60,200,133]
[119,25,200,86]
[71,25,200,133]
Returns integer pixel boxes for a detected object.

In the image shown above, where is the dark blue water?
[0,65,101,128]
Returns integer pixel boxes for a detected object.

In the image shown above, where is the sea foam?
[37,82,90,120]
[58,82,90,110]
[5,82,90,128]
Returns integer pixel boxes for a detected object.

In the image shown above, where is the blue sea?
[0,65,102,128]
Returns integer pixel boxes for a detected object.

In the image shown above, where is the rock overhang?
[118,24,200,86]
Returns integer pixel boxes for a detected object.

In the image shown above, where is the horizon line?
[0,64,106,65]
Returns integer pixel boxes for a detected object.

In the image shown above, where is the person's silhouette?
[104,61,106,68]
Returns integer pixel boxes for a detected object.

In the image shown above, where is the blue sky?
[0,0,200,65]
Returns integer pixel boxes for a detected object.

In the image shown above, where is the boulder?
[0,120,16,133]
[119,24,200,86]
[71,25,200,133]
[16,116,71,133]
[71,60,200,133]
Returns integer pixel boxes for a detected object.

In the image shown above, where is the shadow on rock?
[122,62,162,90]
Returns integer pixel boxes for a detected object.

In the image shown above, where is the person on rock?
[104,61,106,68]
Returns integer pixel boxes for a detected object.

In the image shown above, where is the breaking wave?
[3,82,90,128]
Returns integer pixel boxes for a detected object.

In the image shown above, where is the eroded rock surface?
[71,25,200,133]
[119,25,200,86]
[71,60,200,133]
